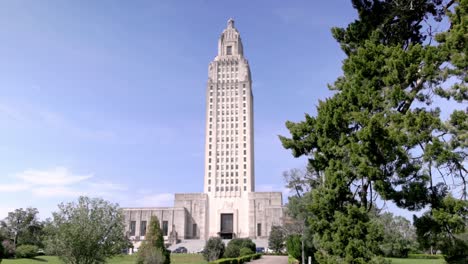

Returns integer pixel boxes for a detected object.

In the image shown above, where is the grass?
[2,254,207,264]
[386,258,446,264]
[3,255,448,264]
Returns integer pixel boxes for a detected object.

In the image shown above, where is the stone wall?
[248,192,284,238]
[123,207,187,244]
[174,193,208,239]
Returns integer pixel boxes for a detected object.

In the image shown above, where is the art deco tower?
[203,18,254,238]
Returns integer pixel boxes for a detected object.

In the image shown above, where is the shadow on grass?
[30,257,48,262]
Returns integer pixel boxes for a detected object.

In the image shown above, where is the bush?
[203,237,225,262]
[408,253,444,259]
[0,241,3,263]
[1,240,15,258]
[137,248,165,264]
[239,247,253,256]
[286,235,301,261]
[224,244,240,258]
[15,245,38,258]
[224,238,256,258]
[209,253,261,264]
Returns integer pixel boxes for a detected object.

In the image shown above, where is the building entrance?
[220,213,233,239]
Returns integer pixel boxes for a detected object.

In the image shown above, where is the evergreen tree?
[136,216,170,264]
[280,0,467,263]
[268,226,285,253]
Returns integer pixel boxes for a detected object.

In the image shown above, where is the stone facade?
[123,19,284,247]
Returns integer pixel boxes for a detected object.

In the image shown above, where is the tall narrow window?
[129,221,136,236]
[163,221,169,236]
[140,221,147,236]
[257,223,262,236]
[226,46,232,55]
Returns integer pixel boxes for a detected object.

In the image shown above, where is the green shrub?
[288,255,300,264]
[224,238,256,258]
[286,235,301,261]
[204,237,225,262]
[15,245,38,258]
[224,244,241,258]
[1,240,15,258]
[408,253,444,259]
[239,247,253,256]
[209,253,261,264]
[0,241,4,263]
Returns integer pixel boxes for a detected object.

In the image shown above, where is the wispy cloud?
[0,183,30,192]
[0,167,126,199]
[16,167,92,186]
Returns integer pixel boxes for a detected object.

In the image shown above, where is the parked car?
[173,246,188,253]
[256,247,265,253]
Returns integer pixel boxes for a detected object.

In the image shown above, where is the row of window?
[218,73,238,78]
[210,83,247,90]
[217,67,238,72]
[129,220,169,237]
[208,178,247,185]
[208,156,248,163]
[210,116,247,123]
[209,123,247,129]
[208,185,247,192]
[208,164,248,170]
[210,90,246,97]
[208,107,247,116]
[208,171,248,177]
[208,149,248,157]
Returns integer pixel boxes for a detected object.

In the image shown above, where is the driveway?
[250,255,288,264]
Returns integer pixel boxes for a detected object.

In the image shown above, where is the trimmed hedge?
[15,245,39,258]
[288,255,300,264]
[210,253,262,264]
[407,254,444,259]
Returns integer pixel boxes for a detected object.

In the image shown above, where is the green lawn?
[2,254,207,264]
[3,255,447,264]
[386,258,446,264]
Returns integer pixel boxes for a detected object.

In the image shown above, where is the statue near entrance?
[168,224,178,245]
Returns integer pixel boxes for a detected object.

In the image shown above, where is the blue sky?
[0,0,407,219]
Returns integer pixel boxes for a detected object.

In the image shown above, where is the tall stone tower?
[203,18,255,238]
[123,20,283,245]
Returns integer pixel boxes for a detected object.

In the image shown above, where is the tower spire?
[227,18,235,29]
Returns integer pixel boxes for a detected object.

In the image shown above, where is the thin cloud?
[0,183,31,192]
[16,167,92,186]
[32,186,85,197]
[1,167,125,200]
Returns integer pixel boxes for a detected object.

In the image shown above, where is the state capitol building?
[123,19,284,248]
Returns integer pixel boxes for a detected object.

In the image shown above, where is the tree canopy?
[280,0,467,263]
[45,196,127,264]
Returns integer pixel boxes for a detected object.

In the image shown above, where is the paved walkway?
[249,255,288,264]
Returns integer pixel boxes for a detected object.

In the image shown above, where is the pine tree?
[136,216,170,264]
[280,0,467,263]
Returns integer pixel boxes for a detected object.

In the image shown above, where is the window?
[163,221,168,236]
[193,223,197,238]
[244,186,247,191]
[208,186,211,192]
[129,221,136,236]
[257,223,262,236]
[227,46,232,55]
[140,221,147,236]
[244,178,246,183]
